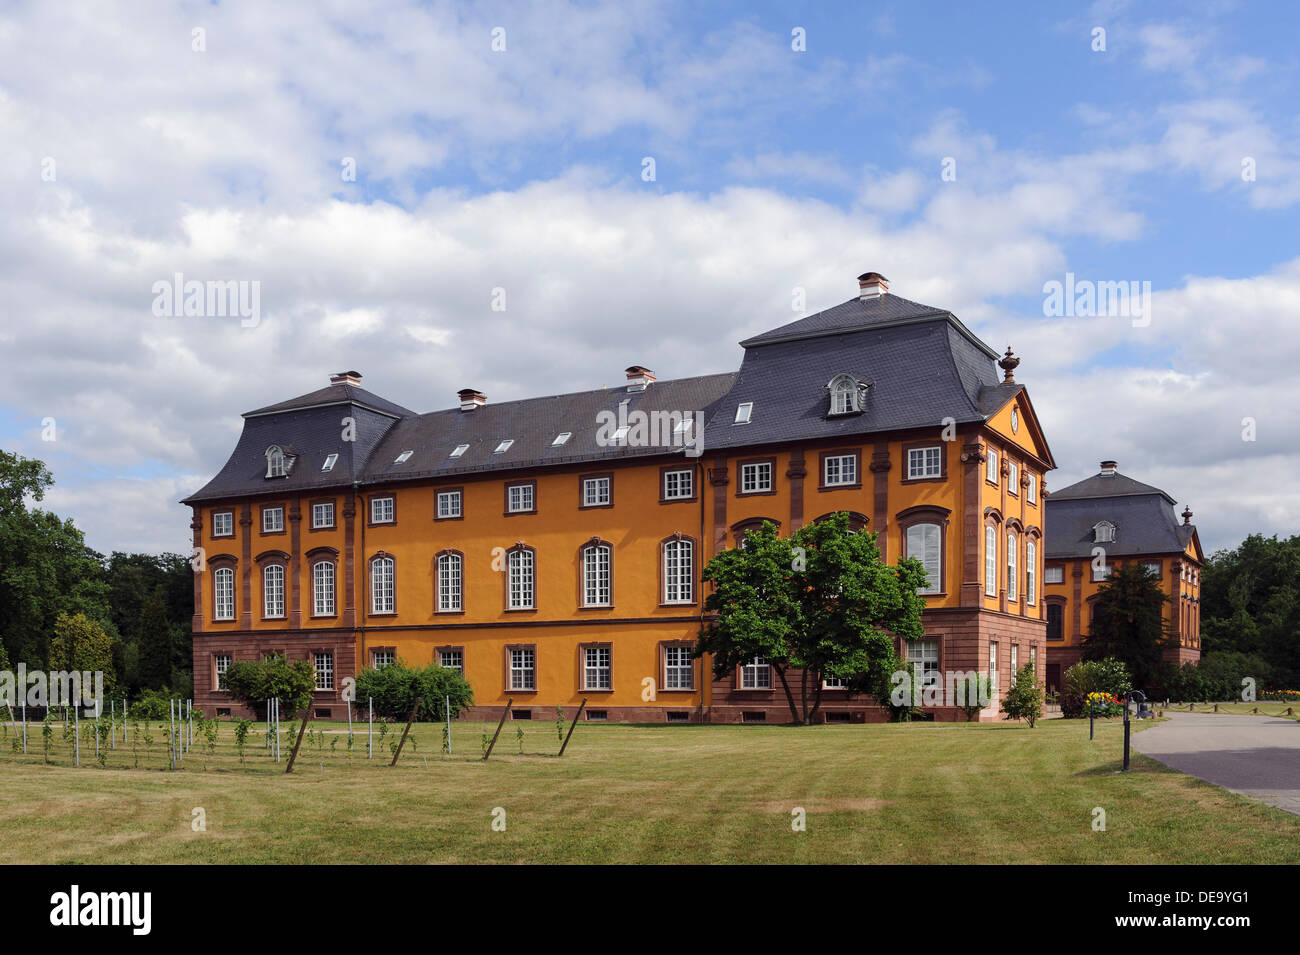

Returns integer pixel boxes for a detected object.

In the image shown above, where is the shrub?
[353,661,473,722]
[222,654,316,716]
[1000,664,1044,727]
[1061,658,1133,718]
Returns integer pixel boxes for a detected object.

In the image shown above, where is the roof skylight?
[450,444,470,458]
[493,439,514,454]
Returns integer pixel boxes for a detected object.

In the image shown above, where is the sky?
[1,0,1297,558]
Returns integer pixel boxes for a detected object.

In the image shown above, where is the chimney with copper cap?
[458,388,486,411]
[1100,460,1118,475]
[330,370,362,385]
[858,271,890,300]
[625,365,656,393]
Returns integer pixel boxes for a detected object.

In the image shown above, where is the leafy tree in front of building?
[696,512,928,724]
[1082,563,1171,689]
[354,661,474,721]
[47,612,118,692]
[1000,664,1044,727]
[221,654,316,718]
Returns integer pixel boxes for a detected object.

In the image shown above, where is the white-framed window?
[552,432,571,446]
[985,526,997,597]
[907,446,942,480]
[1029,645,1036,670]
[436,489,462,519]
[438,649,463,672]
[262,507,284,533]
[213,511,233,536]
[312,560,335,616]
[663,469,693,500]
[213,567,234,621]
[314,652,334,691]
[321,453,338,472]
[583,477,611,507]
[664,646,694,690]
[1142,561,1161,578]
[823,454,857,487]
[437,552,462,612]
[507,483,534,513]
[266,446,287,478]
[663,538,694,604]
[1026,540,1037,605]
[1007,532,1018,601]
[450,443,469,458]
[263,564,285,618]
[828,374,860,415]
[989,641,999,693]
[370,556,395,614]
[507,549,535,609]
[1045,566,1064,585]
[986,448,999,484]
[1026,472,1037,504]
[908,639,940,688]
[370,497,395,524]
[1010,644,1018,683]
[214,654,231,690]
[906,523,942,595]
[740,655,770,690]
[509,648,535,690]
[312,501,334,528]
[823,674,848,689]
[1093,563,1112,582]
[734,402,753,424]
[372,649,395,668]
[582,543,611,607]
[493,439,514,454]
[583,646,611,691]
[740,461,773,493]
[1008,462,1019,495]
[1094,521,1115,543]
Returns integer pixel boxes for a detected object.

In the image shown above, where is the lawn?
[1160,701,1300,721]
[0,714,1295,864]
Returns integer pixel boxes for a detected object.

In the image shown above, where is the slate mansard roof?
[182,281,1052,505]
[1045,467,1199,561]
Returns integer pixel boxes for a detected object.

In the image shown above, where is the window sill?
[818,482,862,492]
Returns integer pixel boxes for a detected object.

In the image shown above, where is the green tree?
[354,661,474,721]
[48,612,118,692]
[221,654,316,718]
[1083,563,1171,689]
[696,513,927,724]
[1001,664,1044,727]
[1199,534,1300,685]
[1060,658,1133,718]
[137,594,173,690]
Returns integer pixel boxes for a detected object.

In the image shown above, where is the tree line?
[0,450,193,696]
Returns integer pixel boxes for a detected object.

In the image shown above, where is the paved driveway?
[1133,711,1300,815]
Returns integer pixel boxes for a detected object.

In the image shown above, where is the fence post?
[482,699,514,761]
[445,694,451,754]
[368,697,373,759]
[559,698,588,756]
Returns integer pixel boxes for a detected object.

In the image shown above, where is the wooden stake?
[482,698,514,761]
[284,702,313,774]
[390,696,422,766]
[558,698,587,756]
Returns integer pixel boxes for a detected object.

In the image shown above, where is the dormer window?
[827,374,865,416]
[734,402,753,425]
[1094,521,1116,543]
[265,446,287,478]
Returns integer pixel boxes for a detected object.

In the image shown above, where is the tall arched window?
[312,560,335,616]
[582,542,611,607]
[507,547,535,610]
[371,556,395,614]
[984,525,997,597]
[1025,539,1037,605]
[663,537,695,604]
[1093,520,1115,543]
[437,552,463,612]
[265,445,287,478]
[213,567,235,621]
[263,564,285,618]
[1006,532,1019,602]
[905,523,942,595]
[827,374,862,415]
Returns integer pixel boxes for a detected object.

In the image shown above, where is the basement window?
[315,708,332,719]
[216,708,231,718]
[666,711,690,723]
[586,710,608,721]
[394,450,413,464]
[734,402,753,424]
[552,432,571,446]
[493,439,514,454]
[512,709,532,720]
[742,710,766,723]
[825,711,851,724]
[450,444,470,458]
[321,453,338,472]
